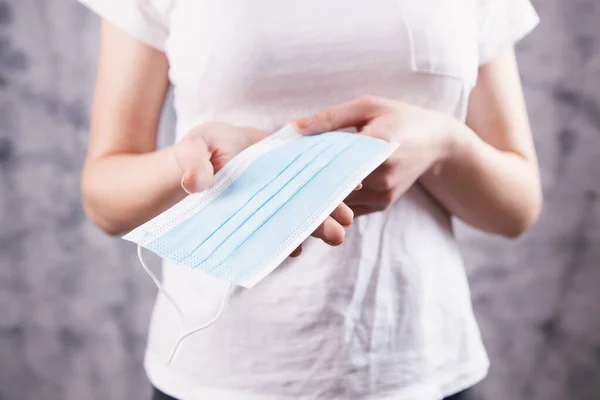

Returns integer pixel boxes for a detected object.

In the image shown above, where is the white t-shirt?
[80,1,539,399]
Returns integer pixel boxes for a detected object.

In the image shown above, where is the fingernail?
[181,175,193,194]
[294,118,313,132]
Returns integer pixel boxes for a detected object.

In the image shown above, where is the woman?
[79,0,542,399]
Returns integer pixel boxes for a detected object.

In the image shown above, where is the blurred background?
[1,0,599,399]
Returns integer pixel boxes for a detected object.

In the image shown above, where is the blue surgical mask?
[123,125,397,362]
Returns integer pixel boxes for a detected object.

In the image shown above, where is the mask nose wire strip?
[136,244,233,365]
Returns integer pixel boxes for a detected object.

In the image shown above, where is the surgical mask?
[123,125,398,363]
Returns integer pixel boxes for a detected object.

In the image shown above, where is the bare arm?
[81,21,183,235]
[420,48,542,236]
[81,23,269,234]
[292,47,542,238]
[82,21,353,248]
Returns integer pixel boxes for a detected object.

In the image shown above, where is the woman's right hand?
[174,122,269,193]
[173,122,355,256]
[83,22,354,248]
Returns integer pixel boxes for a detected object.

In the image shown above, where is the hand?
[174,122,268,193]
[173,122,354,256]
[290,96,453,217]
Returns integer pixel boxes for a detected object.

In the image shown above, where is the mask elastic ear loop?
[137,245,234,365]
[137,244,185,325]
[167,282,234,364]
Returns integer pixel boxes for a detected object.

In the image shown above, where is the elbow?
[501,215,537,238]
[82,199,126,236]
[81,168,127,237]
[500,191,543,239]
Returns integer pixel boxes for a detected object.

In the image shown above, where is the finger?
[346,187,400,215]
[361,168,398,193]
[181,158,213,193]
[330,203,354,227]
[289,245,303,258]
[177,135,215,193]
[355,183,363,191]
[344,189,375,205]
[289,96,384,135]
[311,216,345,246]
[350,206,372,218]
[240,126,270,144]
[344,189,388,209]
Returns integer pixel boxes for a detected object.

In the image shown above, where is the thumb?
[289,96,381,135]
[181,158,214,194]
[176,134,215,194]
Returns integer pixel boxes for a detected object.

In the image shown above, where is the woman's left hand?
[292,51,542,237]
[290,96,453,217]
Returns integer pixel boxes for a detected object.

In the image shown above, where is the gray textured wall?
[1,0,599,399]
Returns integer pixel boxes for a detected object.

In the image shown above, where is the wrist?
[427,114,461,177]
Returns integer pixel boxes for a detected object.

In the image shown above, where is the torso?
[146,1,489,398]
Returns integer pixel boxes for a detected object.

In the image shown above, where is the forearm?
[420,119,542,237]
[82,146,186,235]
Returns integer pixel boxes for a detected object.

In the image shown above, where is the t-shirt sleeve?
[79,0,168,51]
[476,0,540,65]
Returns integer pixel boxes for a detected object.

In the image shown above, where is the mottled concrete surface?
[1,0,599,399]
